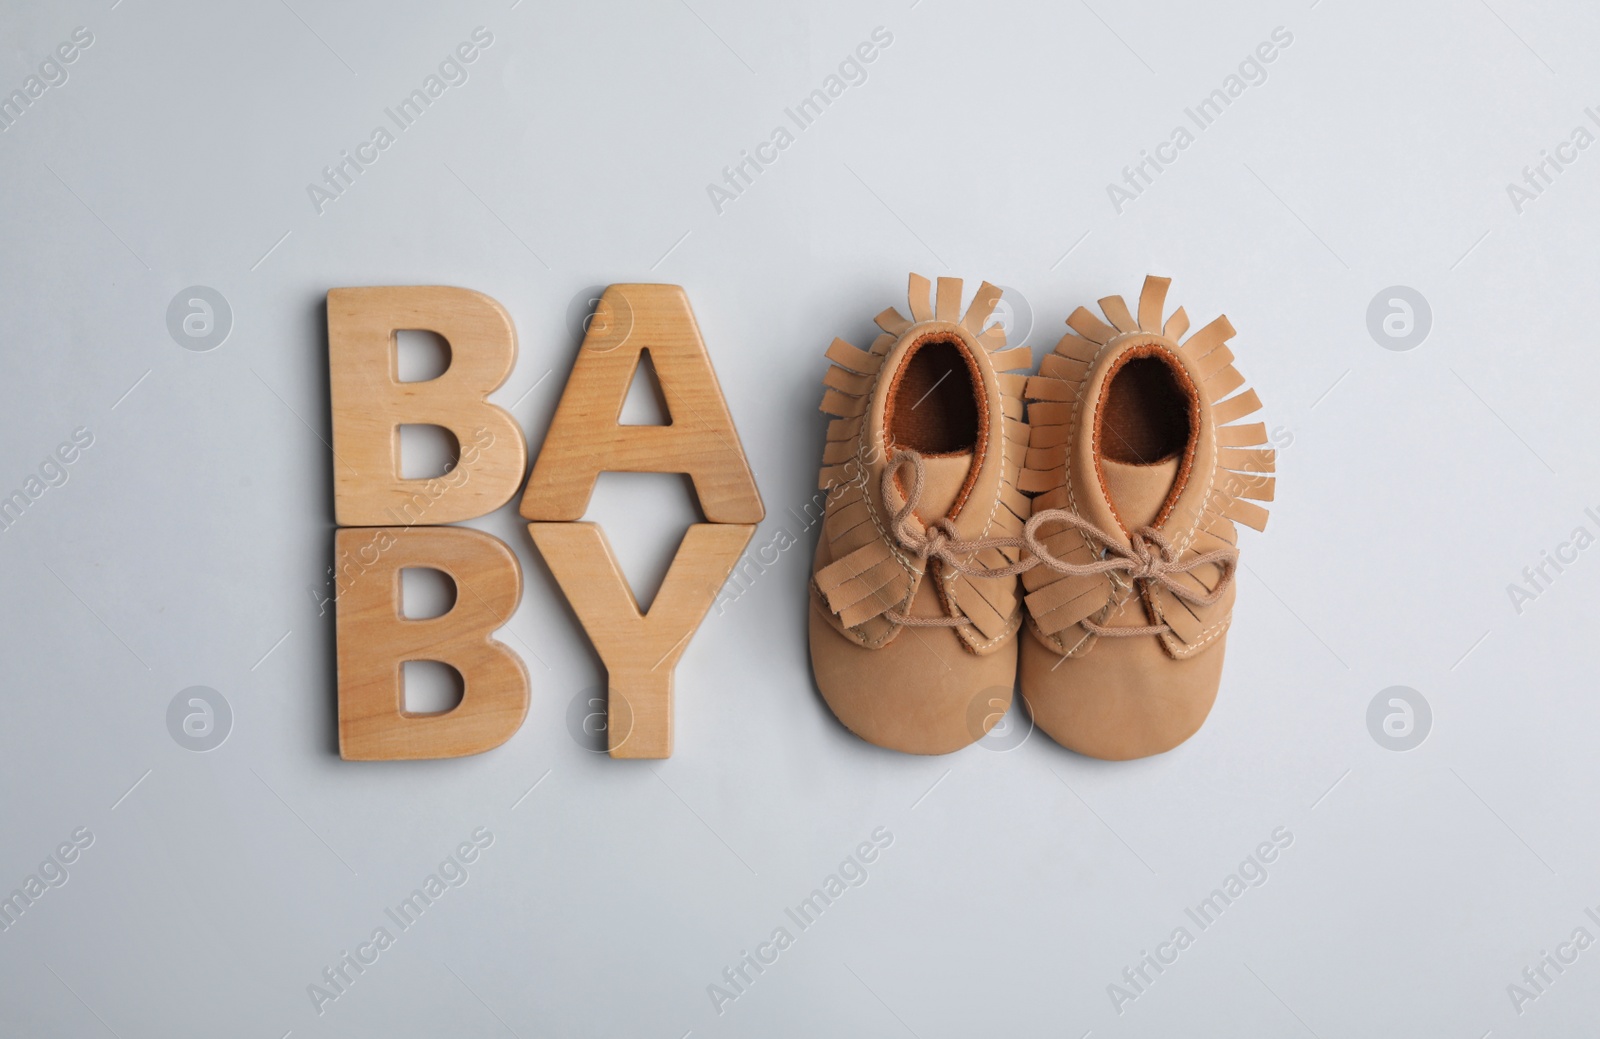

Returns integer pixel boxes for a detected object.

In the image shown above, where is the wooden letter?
[520,284,762,523]
[528,522,754,758]
[328,286,528,526]
[336,526,529,760]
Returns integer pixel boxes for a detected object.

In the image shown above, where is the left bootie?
[808,274,1035,755]
[1017,276,1274,760]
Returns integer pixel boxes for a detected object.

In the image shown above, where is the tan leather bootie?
[1017,276,1274,760]
[809,274,1034,754]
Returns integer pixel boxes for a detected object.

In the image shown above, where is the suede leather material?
[810,558,1016,756]
[1060,333,1218,655]
[810,275,1031,754]
[1018,277,1272,760]
[813,322,1003,644]
[1020,622,1226,760]
[1100,455,1180,531]
[814,318,1021,650]
[908,452,974,527]
[876,325,1008,551]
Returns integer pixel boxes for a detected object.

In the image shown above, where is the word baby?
[328,285,762,761]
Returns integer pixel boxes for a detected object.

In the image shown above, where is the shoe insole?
[1100,355,1190,464]
[1098,352,1197,531]
[887,337,980,455]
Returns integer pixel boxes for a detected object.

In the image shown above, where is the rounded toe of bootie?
[1020,626,1226,760]
[810,600,1016,755]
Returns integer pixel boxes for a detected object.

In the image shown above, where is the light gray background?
[1,0,1595,1035]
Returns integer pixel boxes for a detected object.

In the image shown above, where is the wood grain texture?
[336,526,529,760]
[328,285,528,526]
[528,521,755,759]
[520,284,764,524]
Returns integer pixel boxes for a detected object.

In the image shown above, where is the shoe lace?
[879,450,1237,636]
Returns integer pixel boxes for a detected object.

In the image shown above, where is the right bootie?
[1017,275,1274,760]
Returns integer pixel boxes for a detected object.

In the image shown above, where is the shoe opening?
[885,335,983,456]
[1094,346,1200,531]
[1099,353,1193,464]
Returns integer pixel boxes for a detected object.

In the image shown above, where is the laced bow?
[879,450,1237,636]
